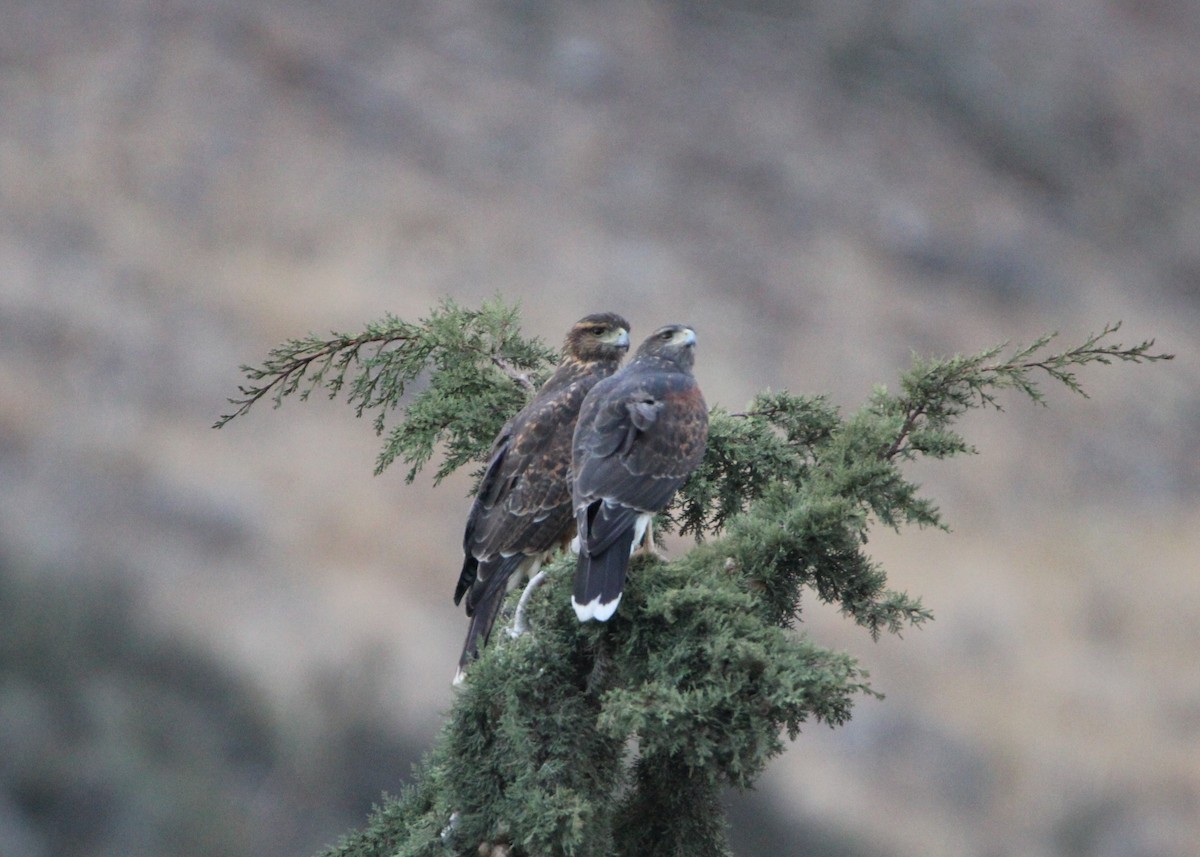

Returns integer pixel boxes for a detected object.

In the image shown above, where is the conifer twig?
[213,298,557,482]
[881,322,1172,462]
[212,326,421,429]
[490,354,538,394]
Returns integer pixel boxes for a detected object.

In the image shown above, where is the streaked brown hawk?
[453,312,630,683]
[570,324,708,622]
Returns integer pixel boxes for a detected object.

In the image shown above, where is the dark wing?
[452,376,593,681]
[573,367,709,518]
[465,390,581,556]
[454,384,583,609]
[452,421,513,607]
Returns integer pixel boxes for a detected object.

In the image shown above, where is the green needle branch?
[216,301,1171,857]
[216,297,557,481]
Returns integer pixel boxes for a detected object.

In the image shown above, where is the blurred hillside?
[0,1,1197,856]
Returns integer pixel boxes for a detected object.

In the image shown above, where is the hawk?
[453,312,631,683]
[571,324,708,622]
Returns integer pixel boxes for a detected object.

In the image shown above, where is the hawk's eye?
[659,330,674,340]
[591,326,607,335]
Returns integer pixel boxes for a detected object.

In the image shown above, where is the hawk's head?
[565,313,632,364]
[634,324,697,370]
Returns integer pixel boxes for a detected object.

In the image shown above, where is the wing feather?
[573,370,707,513]
[465,381,584,560]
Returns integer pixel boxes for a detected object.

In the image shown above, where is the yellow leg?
[634,516,662,559]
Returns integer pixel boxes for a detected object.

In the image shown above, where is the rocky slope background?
[1,1,1197,855]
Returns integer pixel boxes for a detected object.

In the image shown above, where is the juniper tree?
[217,298,1171,857]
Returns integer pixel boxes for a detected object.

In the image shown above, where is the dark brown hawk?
[571,324,708,621]
[453,312,630,683]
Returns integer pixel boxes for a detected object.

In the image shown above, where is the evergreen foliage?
[215,297,556,481]
[218,302,1171,856]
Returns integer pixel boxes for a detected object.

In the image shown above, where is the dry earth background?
[1,1,1198,856]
